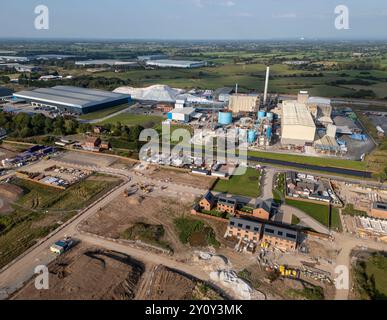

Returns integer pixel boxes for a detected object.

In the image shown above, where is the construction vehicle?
[279,265,300,279]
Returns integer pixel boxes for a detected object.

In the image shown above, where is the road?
[0,162,207,300]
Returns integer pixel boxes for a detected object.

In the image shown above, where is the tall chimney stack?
[235,83,238,94]
[263,66,270,105]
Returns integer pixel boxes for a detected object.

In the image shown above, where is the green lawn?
[79,104,129,121]
[99,113,164,127]
[286,199,342,231]
[247,150,368,172]
[354,254,387,300]
[365,255,387,299]
[213,167,261,198]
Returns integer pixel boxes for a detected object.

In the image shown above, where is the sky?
[0,0,387,40]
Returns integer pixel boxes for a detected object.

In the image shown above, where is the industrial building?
[137,54,168,61]
[0,86,13,99]
[75,60,138,67]
[145,59,207,69]
[13,86,131,114]
[0,56,29,63]
[281,100,316,146]
[167,98,197,123]
[228,94,260,114]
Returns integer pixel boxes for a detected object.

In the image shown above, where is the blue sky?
[0,0,386,39]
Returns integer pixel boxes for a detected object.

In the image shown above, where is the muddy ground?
[14,245,225,300]
[0,183,23,214]
[138,165,216,190]
[14,246,144,300]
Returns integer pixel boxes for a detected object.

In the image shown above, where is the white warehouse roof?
[282,101,316,128]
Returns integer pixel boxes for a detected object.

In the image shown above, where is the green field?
[354,253,387,300]
[247,150,368,172]
[99,113,164,127]
[0,175,122,268]
[213,167,261,198]
[79,104,129,121]
[286,199,342,231]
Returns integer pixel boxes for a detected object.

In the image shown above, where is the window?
[265,228,275,234]
[254,227,259,232]
[238,224,243,228]
[230,221,235,226]
[246,225,251,230]
[286,233,297,240]
[278,231,283,236]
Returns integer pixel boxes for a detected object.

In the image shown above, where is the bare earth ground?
[0,145,19,161]
[13,245,145,300]
[57,151,117,167]
[0,184,23,214]
[80,195,192,257]
[13,245,224,300]
[141,165,216,190]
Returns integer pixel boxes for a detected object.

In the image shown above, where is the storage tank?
[218,112,233,125]
[266,126,272,140]
[258,111,266,120]
[248,130,257,144]
[266,112,274,121]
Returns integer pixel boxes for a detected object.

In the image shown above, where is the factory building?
[13,86,131,114]
[281,100,316,146]
[146,59,207,69]
[228,94,260,114]
[137,54,168,61]
[75,60,138,67]
[167,98,197,123]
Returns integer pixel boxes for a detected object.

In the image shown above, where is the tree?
[64,119,78,134]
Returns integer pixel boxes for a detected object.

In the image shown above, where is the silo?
[258,111,266,120]
[218,112,233,125]
[266,126,272,140]
[248,130,257,143]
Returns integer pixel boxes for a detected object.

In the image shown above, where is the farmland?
[0,174,122,268]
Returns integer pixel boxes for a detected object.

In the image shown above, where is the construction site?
[12,245,225,300]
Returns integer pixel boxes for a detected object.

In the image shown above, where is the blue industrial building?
[13,86,131,114]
